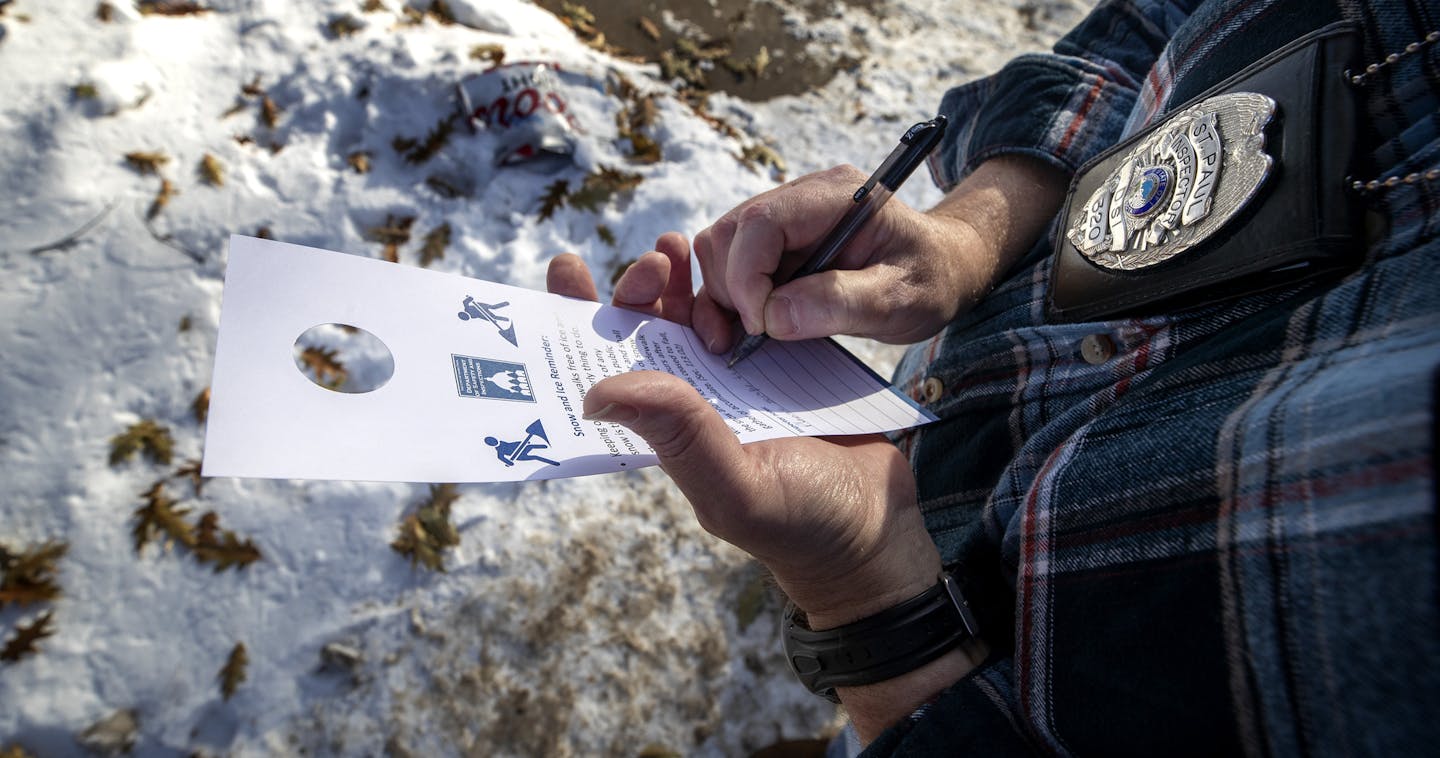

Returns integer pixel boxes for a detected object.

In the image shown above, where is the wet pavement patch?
[534,0,875,101]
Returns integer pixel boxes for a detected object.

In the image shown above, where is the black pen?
[727,116,948,368]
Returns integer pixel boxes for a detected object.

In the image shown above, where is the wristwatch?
[782,571,980,703]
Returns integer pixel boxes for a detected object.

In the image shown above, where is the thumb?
[763,266,905,341]
[582,371,754,501]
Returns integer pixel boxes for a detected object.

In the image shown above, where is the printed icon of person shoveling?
[457,296,519,347]
[486,419,559,467]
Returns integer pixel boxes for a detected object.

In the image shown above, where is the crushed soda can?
[456,62,585,166]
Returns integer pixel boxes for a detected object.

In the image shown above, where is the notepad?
[202,236,935,482]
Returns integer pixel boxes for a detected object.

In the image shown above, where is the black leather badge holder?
[1046,22,1363,323]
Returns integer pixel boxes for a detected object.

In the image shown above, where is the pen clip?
[855,116,948,201]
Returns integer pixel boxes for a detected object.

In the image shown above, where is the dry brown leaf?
[96,3,116,22]
[469,43,505,66]
[637,16,661,41]
[124,151,169,176]
[219,642,248,700]
[327,14,364,38]
[199,153,224,186]
[427,0,456,24]
[419,222,450,267]
[537,179,568,222]
[132,481,195,553]
[174,458,205,497]
[193,515,262,573]
[347,151,371,173]
[0,540,67,608]
[365,214,415,263]
[147,178,177,220]
[391,484,461,571]
[260,95,280,129]
[193,386,211,423]
[298,345,348,389]
[1,612,56,663]
[394,115,455,164]
[110,419,175,466]
[137,1,211,16]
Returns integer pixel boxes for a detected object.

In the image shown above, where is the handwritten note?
[202,236,935,482]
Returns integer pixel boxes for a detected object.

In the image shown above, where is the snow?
[0,1,1085,755]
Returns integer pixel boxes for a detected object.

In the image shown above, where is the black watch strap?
[782,572,980,703]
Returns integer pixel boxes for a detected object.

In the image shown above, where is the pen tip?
[726,355,740,369]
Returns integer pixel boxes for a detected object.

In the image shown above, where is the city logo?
[452,355,535,402]
[457,296,519,347]
[486,419,560,468]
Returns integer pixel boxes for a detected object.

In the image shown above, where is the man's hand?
[688,155,1068,352]
[546,235,981,743]
[548,234,937,622]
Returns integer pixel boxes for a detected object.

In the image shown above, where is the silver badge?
[1066,92,1277,270]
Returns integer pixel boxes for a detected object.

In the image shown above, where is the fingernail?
[766,296,798,338]
[583,402,639,423]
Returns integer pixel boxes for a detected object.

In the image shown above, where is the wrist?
[769,513,942,630]
[781,571,988,743]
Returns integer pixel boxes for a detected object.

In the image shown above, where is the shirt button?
[1080,334,1116,365]
[921,376,945,403]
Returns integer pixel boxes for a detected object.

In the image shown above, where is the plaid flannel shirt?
[869,0,1440,754]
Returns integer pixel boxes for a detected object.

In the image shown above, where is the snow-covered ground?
[0,1,1084,755]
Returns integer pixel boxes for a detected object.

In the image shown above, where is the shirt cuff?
[928,53,1139,191]
[859,655,1035,756]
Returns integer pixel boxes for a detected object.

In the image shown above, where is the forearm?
[924,154,1069,310]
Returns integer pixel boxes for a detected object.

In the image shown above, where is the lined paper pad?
[203,236,936,482]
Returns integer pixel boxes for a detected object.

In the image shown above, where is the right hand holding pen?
[691,156,1068,351]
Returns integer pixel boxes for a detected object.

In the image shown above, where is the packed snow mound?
[0,0,1085,755]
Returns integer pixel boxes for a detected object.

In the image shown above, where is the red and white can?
[456,62,584,165]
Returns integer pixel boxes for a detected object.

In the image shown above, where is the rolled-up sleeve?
[928,0,1203,190]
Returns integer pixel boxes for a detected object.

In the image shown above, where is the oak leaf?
[537,179,568,221]
[364,214,415,263]
[109,419,174,466]
[174,458,205,497]
[420,222,450,268]
[347,151,372,174]
[568,167,643,212]
[199,153,224,186]
[193,516,262,573]
[469,43,505,66]
[193,386,210,424]
[297,345,348,389]
[394,115,455,164]
[327,14,364,38]
[137,1,210,16]
[219,642,247,700]
[132,481,195,553]
[391,484,461,571]
[147,178,177,220]
[124,151,169,176]
[1,611,55,663]
[0,540,67,608]
[260,95,280,129]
